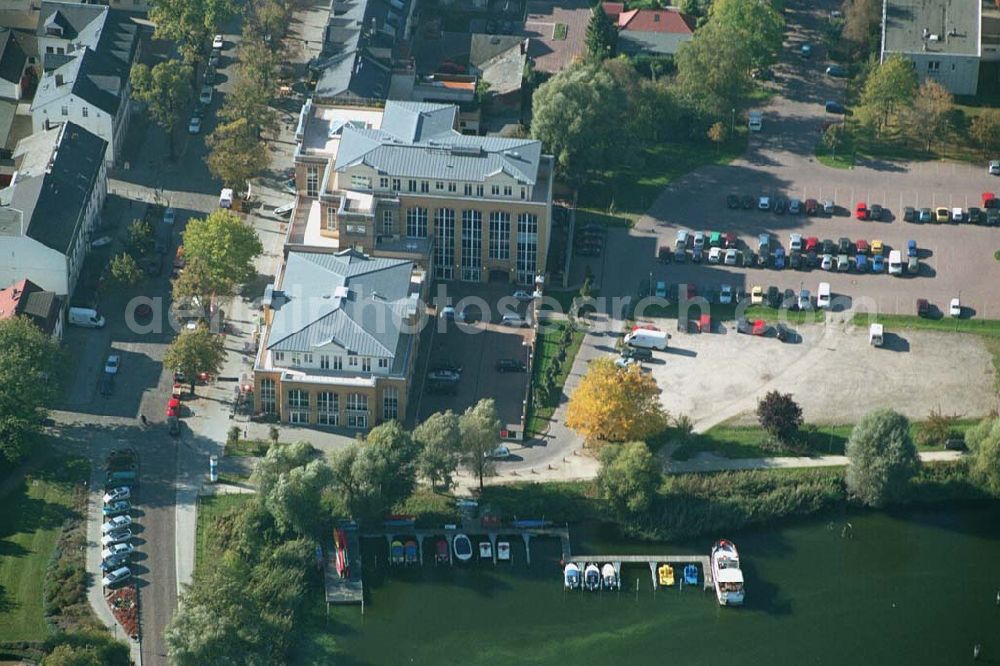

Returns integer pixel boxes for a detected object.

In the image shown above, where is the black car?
[773,197,787,214]
[988,209,1000,226]
[99,372,114,397]
[782,288,796,308]
[495,358,526,372]
[869,204,884,220]
[741,194,754,209]
[903,206,915,222]
[968,206,983,224]
[727,194,741,209]
[766,286,781,308]
[837,237,852,254]
[821,239,836,255]
[426,380,458,395]
[789,251,803,270]
[805,251,818,268]
[621,347,653,362]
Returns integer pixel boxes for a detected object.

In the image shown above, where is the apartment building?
[288,99,554,285]
[253,248,426,429]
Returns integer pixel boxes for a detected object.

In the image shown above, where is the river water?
[322,503,1000,665]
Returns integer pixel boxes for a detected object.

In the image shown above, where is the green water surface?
[308,503,1000,665]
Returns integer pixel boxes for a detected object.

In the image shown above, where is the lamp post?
[730,108,736,137]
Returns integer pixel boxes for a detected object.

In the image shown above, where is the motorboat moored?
[658,564,675,587]
[683,564,699,585]
[334,528,349,578]
[584,563,601,592]
[479,541,493,560]
[564,563,580,589]
[601,563,619,590]
[497,541,511,561]
[404,540,419,565]
[453,534,473,562]
[712,539,745,606]
[389,540,404,565]
[435,538,450,564]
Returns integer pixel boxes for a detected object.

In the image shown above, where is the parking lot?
[631,317,996,427]
[414,282,533,428]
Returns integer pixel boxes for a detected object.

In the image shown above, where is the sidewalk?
[663,449,963,474]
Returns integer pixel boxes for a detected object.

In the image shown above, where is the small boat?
[712,539,745,606]
[683,564,699,585]
[389,539,404,566]
[511,519,551,529]
[601,563,619,590]
[497,541,511,561]
[658,564,675,587]
[479,541,493,560]
[584,563,601,592]
[453,534,473,562]
[404,540,418,565]
[435,538,450,564]
[334,528,349,578]
[564,563,580,589]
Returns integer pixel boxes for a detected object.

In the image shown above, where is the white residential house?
[0,121,108,296]
[30,1,140,165]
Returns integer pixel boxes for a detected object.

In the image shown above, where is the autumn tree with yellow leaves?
[566,358,668,446]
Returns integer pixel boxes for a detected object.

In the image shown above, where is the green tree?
[709,0,785,71]
[0,316,62,469]
[109,253,142,286]
[970,109,1000,155]
[220,45,280,136]
[459,398,502,491]
[128,218,154,253]
[597,441,660,518]
[250,441,317,495]
[172,256,236,313]
[414,410,462,490]
[41,632,130,666]
[530,63,628,181]
[206,118,272,192]
[857,54,917,135]
[585,6,617,62]
[842,0,880,54]
[150,0,235,68]
[675,21,752,119]
[130,60,193,159]
[822,122,846,159]
[250,0,290,43]
[906,79,953,151]
[182,209,263,293]
[845,409,920,507]
[755,390,803,446]
[708,121,726,152]
[263,458,333,536]
[162,326,226,395]
[329,421,419,519]
[967,416,1000,494]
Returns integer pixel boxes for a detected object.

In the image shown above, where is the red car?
[855,239,869,254]
[723,232,738,249]
[855,202,868,220]
[804,236,819,252]
[166,398,181,418]
[804,198,818,215]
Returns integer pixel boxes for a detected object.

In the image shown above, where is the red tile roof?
[617,8,695,34]
[0,278,30,320]
[602,2,625,20]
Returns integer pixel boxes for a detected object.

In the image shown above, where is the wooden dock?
[567,554,713,589]
[324,525,364,609]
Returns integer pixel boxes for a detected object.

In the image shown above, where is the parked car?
[855,239,869,254]
[797,289,811,310]
[709,231,723,247]
[675,229,690,247]
[903,206,915,222]
[817,282,832,309]
[820,253,834,271]
[103,542,135,559]
[916,298,930,317]
[789,251,803,270]
[855,202,868,220]
[188,116,201,134]
[789,233,803,252]
[512,290,534,302]
[991,160,1000,175]
[102,500,131,516]
[825,64,848,77]
[726,194,740,209]
[199,85,214,104]
[723,232,738,249]
[757,233,771,253]
[708,247,723,264]
[750,286,764,305]
[99,372,114,397]
[773,248,786,270]
[869,204,884,220]
[273,202,294,217]
[101,528,133,546]
[102,566,132,588]
[950,298,962,317]
[855,254,868,272]
[837,254,850,271]
[788,198,802,214]
[766,286,781,308]
[495,358,526,372]
[163,207,176,225]
[621,347,653,361]
[871,239,884,255]
[719,284,734,305]
[968,206,983,224]
[907,240,918,258]
[918,207,933,223]
[805,198,818,215]
[102,515,133,533]
[804,236,819,253]
[724,248,739,266]
[773,197,787,214]
[212,33,224,49]
[104,354,120,375]
[693,231,705,250]
[871,254,885,273]
[741,194,755,209]
[488,446,511,460]
[837,237,852,254]
[821,239,835,255]
[427,369,460,382]
[103,487,130,504]
[908,255,919,273]
[822,200,835,215]
[825,100,846,114]
[935,207,950,223]
[758,196,771,211]
[501,313,530,328]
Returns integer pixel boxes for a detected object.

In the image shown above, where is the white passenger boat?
[584,563,601,592]
[564,563,580,589]
[711,539,745,606]
[601,563,619,590]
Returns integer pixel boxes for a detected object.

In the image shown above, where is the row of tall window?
[259,380,398,427]
[272,351,389,372]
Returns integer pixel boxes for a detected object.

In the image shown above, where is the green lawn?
[851,312,1000,337]
[576,137,747,225]
[814,142,855,169]
[223,438,270,457]
[671,419,980,460]
[0,459,87,642]
[195,494,252,569]
[526,321,585,435]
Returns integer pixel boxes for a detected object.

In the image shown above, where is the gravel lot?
[640,317,996,428]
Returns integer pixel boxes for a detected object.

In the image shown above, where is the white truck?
[624,328,669,351]
[219,188,234,209]
[68,307,105,328]
[888,250,903,276]
[869,323,884,347]
[748,111,763,132]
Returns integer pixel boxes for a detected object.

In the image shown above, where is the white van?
[888,250,903,276]
[219,188,234,209]
[869,323,884,347]
[69,307,106,328]
[816,282,831,309]
[624,328,669,351]
[748,111,763,132]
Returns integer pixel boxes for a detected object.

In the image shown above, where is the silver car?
[789,233,803,252]
[788,198,802,214]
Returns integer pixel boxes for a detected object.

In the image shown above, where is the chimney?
[55,73,64,86]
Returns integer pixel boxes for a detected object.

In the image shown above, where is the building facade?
[289,100,553,284]
[0,121,107,296]
[253,249,426,429]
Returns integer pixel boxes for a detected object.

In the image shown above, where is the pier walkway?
[566,554,713,590]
